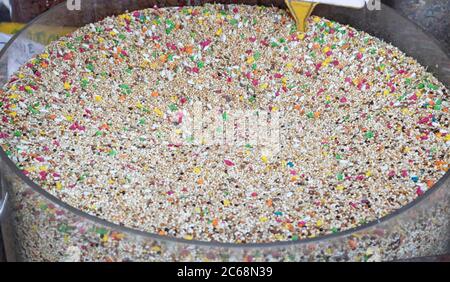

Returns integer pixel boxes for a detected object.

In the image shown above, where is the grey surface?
[383,0,450,56]
[0,229,4,261]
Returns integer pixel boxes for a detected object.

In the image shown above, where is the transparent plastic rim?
[0,1,449,249]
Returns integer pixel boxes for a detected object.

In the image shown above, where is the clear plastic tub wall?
[0,0,449,262]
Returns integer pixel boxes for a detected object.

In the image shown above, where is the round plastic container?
[0,0,449,262]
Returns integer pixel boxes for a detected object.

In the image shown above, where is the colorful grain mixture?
[0,4,449,244]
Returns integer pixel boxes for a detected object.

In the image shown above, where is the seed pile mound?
[0,4,449,243]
